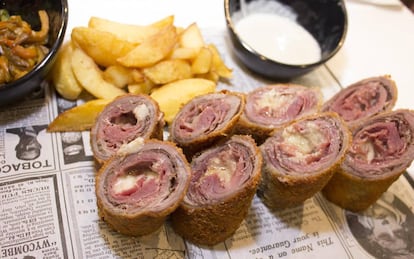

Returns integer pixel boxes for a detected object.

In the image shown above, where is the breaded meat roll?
[258,112,351,209]
[95,138,191,236]
[322,75,397,127]
[235,84,322,143]
[171,135,262,246]
[169,90,244,158]
[322,109,414,212]
[91,94,164,164]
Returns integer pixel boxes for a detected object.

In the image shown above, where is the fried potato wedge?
[150,15,175,29]
[196,71,220,83]
[102,65,137,88]
[117,25,177,68]
[191,46,212,74]
[88,15,174,44]
[47,99,111,132]
[127,80,155,95]
[150,78,216,124]
[130,69,145,83]
[169,47,199,60]
[208,44,233,79]
[71,47,126,99]
[179,23,205,50]
[71,27,136,67]
[52,42,83,100]
[143,59,192,84]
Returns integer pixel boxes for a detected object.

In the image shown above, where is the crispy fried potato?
[191,46,212,74]
[150,15,175,29]
[143,59,192,84]
[88,15,174,44]
[150,78,216,124]
[102,65,136,88]
[117,25,177,68]
[130,69,145,83]
[208,44,233,79]
[71,27,136,67]
[71,47,126,99]
[127,82,154,95]
[47,99,111,132]
[179,23,205,50]
[196,71,220,83]
[53,15,233,114]
[169,47,199,60]
[52,42,83,100]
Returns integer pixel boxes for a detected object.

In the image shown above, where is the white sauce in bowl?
[235,13,322,65]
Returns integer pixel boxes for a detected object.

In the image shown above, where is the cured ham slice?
[169,90,244,158]
[171,135,262,245]
[321,75,397,127]
[322,109,414,212]
[95,138,191,236]
[90,94,164,164]
[258,112,351,209]
[235,84,322,143]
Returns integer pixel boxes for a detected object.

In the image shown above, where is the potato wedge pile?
[49,15,233,131]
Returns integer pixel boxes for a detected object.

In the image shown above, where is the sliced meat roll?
[169,90,244,158]
[321,75,397,127]
[258,112,351,209]
[95,138,191,236]
[322,109,414,212]
[91,94,164,164]
[235,84,322,143]
[171,135,262,246]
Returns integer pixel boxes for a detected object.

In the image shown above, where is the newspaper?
[1,29,414,259]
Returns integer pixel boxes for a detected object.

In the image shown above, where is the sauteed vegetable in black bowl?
[0,0,68,106]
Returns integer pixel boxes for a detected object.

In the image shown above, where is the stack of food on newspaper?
[1,13,414,259]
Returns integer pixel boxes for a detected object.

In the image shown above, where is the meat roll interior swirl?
[322,109,414,212]
[95,138,191,236]
[169,90,244,158]
[235,84,322,143]
[171,135,262,246]
[258,112,351,209]
[91,94,164,164]
[321,75,397,127]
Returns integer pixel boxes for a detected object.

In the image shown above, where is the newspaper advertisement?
[1,29,414,259]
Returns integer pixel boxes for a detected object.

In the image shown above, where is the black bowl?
[224,0,347,80]
[0,0,68,106]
